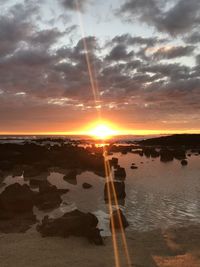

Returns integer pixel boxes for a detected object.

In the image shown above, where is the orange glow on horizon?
[1,128,200,136]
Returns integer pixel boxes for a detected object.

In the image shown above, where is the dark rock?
[109,157,119,168]
[0,161,13,171]
[131,165,138,169]
[173,149,186,160]
[114,167,126,181]
[34,181,64,210]
[24,164,49,179]
[160,149,174,162]
[143,147,159,158]
[63,170,77,185]
[29,178,43,187]
[104,181,126,201]
[0,212,36,233]
[110,209,129,231]
[0,183,34,213]
[12,165,23,177]
[37,210,103,245]
[82,183,92,189]
[181,159,188,166]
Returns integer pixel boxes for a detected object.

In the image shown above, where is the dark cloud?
[185,31,200,43]
[196,55,200,65]
[105,44,134,61]
[153,45,195,59]
[118,0,200,35]
[61,0,89,12]
[109,34,166,47]
[29,28,64,47]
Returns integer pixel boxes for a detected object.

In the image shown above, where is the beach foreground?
[1,225,200,267]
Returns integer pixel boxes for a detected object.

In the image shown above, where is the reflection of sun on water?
[88,122,118,140]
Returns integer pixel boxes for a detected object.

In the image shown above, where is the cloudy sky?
[0,0,200,134]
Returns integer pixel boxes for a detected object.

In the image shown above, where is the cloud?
[109,34,166,47]
[185,31,200,43]
[61,0,89,12]
[117,0,200,35]
[105,44,134,61]
[152,45,195,59]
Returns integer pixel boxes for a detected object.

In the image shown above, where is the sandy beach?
[1,224,200,267]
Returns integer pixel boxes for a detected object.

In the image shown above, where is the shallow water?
[1,151,200,236]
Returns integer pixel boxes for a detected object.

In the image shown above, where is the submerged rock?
[37,210,103,245]
[110,209,129,231]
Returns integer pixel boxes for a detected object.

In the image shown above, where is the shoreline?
[1,224,200,267]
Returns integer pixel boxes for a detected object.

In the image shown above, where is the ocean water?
[1,136,200,235]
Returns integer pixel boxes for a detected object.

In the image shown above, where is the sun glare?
[88,123,117,139]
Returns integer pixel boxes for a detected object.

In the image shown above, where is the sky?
[0,0,200,135]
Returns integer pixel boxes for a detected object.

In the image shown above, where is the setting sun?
[87,122,118,139]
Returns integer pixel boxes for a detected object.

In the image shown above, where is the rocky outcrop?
[63,170,77,185]
[37,210,103,245]
[110,209,129,231]
[160,149,174,162]
[0,183,36,233]
[109,157,119,168]
[104,181,126,201]
[0,183,34,213]
[114,167,126,181]
[34,181,68,210]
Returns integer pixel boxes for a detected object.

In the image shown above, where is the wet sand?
[1,225,200,267]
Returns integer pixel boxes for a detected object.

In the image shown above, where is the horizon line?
[0,129,200,136]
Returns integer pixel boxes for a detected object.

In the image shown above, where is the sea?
[0,134,200,236]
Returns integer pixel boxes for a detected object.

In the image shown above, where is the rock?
[114,167,126,180]
[37,210,103,245]
[0,183,34,213]
[143,147,159,158]
[131,165,138,169]
[160,149,174,162]
[110,209,129,231]
[0,212,36,233]
[0,183,37,233]
[63,170,77,185]
[0,161,13,171]
[82,183,92,189]
[12,165,23,177]
[34,181,64,210]
[29,178,43,187]
[173,149,186,160]
[109,157,119,168]
[104,181,126,201]
[181,159,188,166]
